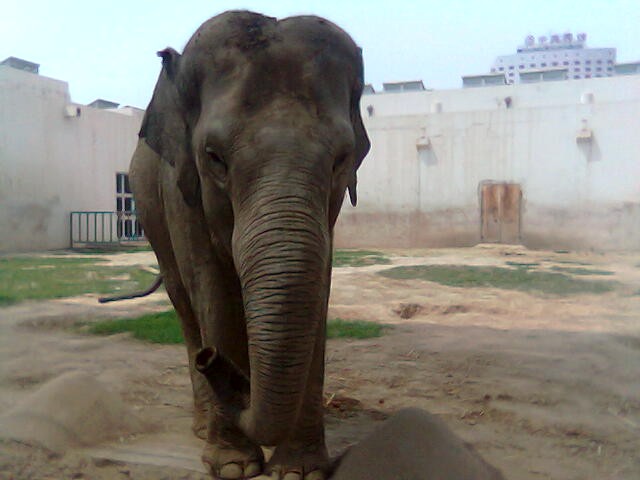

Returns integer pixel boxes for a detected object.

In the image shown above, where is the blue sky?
[2,0,638,108]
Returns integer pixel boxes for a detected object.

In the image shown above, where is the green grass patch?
[63,245,153,255]
[0,256,156,305]
[86,310,387,344]
[327,318,388,339]
[378,264,617,296]
[550,266,614,276]
[333,250,391,267]
[88,310,184,344]
[505,261,540,269]
[550,259,592,266]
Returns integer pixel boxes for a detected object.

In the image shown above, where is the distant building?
[614,62,640,76]
[382,80,426,93]
[340,74,640,251]
[462,73,506,88]
[3,53,640,253]
[0,57,144,253]
[491,33,615,84]
[88,98,120,109]
[0,56,39,74]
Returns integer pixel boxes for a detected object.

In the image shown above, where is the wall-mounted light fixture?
[416,128,431,151]
[576,119,593,143]
[64,105,81,118]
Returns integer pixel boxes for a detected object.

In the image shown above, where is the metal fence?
[70,211,145,248]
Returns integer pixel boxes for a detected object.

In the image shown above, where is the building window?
[563,61,569,66]
[585,67,591,72]
[530,63,536,67]
[519,64,524,69]
[596,59,602,64]
[586,60,591,65]
[552,62,558,66]
[585,74,591,78]
[574,61,581,65]
[499,67,504,71]
[573,75,580,79]
[509,65,514,70]
[596,67,602,72]
[115,173,143,239]
[574,68,580,72]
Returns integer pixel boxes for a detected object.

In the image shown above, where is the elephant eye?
[205,146,228,177]
[333,154,348,173]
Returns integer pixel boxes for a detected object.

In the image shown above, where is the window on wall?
[115,173,143,239]
[116,173,133,212]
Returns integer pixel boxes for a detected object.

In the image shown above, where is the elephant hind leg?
[163,273,213,438]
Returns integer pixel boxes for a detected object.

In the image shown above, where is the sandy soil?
[1,245,639,479]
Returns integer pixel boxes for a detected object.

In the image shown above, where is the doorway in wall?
[480,182,522,244]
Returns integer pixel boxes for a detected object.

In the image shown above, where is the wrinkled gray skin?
[129,11,370,480]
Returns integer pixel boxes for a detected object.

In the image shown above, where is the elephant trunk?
[205,171,331,446]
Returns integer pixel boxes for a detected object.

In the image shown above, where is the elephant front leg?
[203,416,265,479]
[266,333,330,480]
[196,347,265,479]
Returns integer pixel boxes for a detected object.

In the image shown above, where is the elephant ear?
[348,48,371,207]
[138,47,201,207]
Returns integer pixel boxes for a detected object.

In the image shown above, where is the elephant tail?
[98,274,163,303]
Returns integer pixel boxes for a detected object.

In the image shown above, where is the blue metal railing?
[70,211,145,248]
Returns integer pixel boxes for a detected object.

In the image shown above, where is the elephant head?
[138,11,370,447]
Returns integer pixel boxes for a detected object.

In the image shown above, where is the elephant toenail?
[283,472,302,480]
[244,462,262,477]
[304,471,325,480]
[219,462,244,479]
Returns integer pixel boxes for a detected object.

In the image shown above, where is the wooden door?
[481,183,522,244]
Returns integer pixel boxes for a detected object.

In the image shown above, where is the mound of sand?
[0,371,147,452]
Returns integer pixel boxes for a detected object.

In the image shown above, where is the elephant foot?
[266,442,329,480]
[202,441,264,479]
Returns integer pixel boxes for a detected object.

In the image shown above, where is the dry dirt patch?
[1,245,639,479]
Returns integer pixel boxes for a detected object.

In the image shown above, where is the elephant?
[128,10,370,480]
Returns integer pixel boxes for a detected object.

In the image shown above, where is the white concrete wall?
[0,66,143,252]
[336,75,640,251]
[2,65,638,253]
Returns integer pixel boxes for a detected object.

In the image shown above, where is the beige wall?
[2,65,638,253]
[336,75,640,251]
[0,66,143,252]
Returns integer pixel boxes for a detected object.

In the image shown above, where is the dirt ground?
[1,245,639,479]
